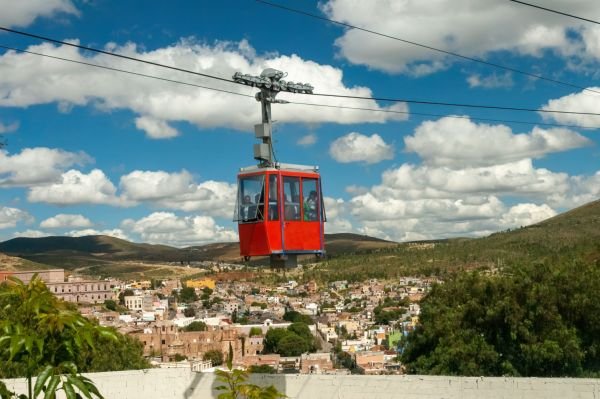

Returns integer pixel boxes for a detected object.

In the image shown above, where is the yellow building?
[130,280,152,289]
[186,278,216,290]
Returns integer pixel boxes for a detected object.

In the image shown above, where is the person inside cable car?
[304,190,318,221]
[241,195,254,221]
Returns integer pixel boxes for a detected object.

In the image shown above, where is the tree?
[283,311,313,325]
[203,350,224,366]
[0,277,114,399]
[118,289,134,306]
[215,344,284,399]
[248,365,276,374]
[276,333,308,357]
[183,307,196,317]
[179,287,197,303]
[264,329,289,354]
[184,321,207,332]
[248,327,263,337]
[103,299,117,311]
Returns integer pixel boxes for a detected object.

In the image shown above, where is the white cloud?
[297,133,317,147]
[540,87,600,127]
[27,169,126,206]
[467,72,513,89]
[0,40,408,139]
[0,0,78,28]
[329,132,394,164]
[323,197,353,234]
[65,228,129,240]
[404,117,590,168]
[40,213,93,229]
[0,206,33,229]
[321,0,597,75]
[0,147,91,187]
[121,212,237,247]
[135,116,179,139]
[12,229,48,238]
[120,170,236,218]
[499,203,556,228]
[0,121,19,134]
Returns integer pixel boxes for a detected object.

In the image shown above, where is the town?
[0,265,438,375]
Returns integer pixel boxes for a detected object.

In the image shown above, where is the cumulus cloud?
[0,206,33,229]
[135,116,179,139]
[40,214,93,229]
[404,117,590,168]
[65,228,129,240]
[0,0,78,28]
[540,87,600,127]
[0,121,19,134]
[0,40,407,139]
[321,0,597,75]
[12,229,48,238]
[297,133,317,147]
[467,72,513,89]
[27,169,126,206]
[121,212,237,247]
[323,197,353,233]
[329,132,394,164]
[0,147,91,187]
[119,170,236,218]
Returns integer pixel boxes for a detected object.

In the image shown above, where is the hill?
[306,199,600,283]
[0,232,398,277]
[0,252,50,272]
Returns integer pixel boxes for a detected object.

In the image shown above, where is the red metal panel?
[237,168,325,258]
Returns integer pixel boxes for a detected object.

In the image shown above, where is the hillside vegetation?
[306,199,600,283]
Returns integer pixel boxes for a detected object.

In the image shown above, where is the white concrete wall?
[3,369,600,399]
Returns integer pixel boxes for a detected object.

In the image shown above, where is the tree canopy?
[263,322,315,357]
[401,260,600,377]
[0,276,149,399]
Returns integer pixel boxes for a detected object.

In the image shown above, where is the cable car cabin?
[234,163,326,268]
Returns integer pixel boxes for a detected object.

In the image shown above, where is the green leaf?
[63,381,76,399]
[43,375,60,399]
[34,365,53,398]
[66,376,91,399]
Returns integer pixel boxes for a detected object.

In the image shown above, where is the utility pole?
[232,68,314,167]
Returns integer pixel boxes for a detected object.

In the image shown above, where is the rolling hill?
[1,198,598,280]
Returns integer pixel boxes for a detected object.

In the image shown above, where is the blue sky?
[0,0,599,246]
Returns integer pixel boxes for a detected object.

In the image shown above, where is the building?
[300,353,333,374]
[130,323,263,363]
[186,278,216,290]
[355,351,385,375]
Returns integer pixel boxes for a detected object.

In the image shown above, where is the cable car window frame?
[234,174,265,223]
[302,178,319,222]
[283,176,301,221]
[268,174,279,221]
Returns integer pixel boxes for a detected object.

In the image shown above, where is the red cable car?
[232,68,325,267]
[235,163,326,267]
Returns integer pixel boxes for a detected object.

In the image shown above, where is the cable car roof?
[239,162,319,173]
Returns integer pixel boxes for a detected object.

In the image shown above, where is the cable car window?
[234,175,265,222]
[283,176,301,221]
[302,178,319,221]
[268,174,279,221]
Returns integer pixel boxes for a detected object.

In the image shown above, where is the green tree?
[103,299,117,311]
[248,327,263,337]
[276,333,308,357]
[0,277,114,399]
[183,307,196,317]
[283,311,313,325]
[247,365,276,374]
[263,329,288,354]
[179,287,198,303]
[215,344,284,399]
[203,350,224,366]
[118,289,134,306]
[184,321,207,332]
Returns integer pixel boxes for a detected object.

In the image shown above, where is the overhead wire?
[0,45,254,98]
[0,25,237,85]
[1,43,598,130]
[254,0,600,96]
[506,0,600,25]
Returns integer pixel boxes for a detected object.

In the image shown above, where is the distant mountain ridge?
[0,232,398,270]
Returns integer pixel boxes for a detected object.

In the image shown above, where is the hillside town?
[0,266,438,375]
